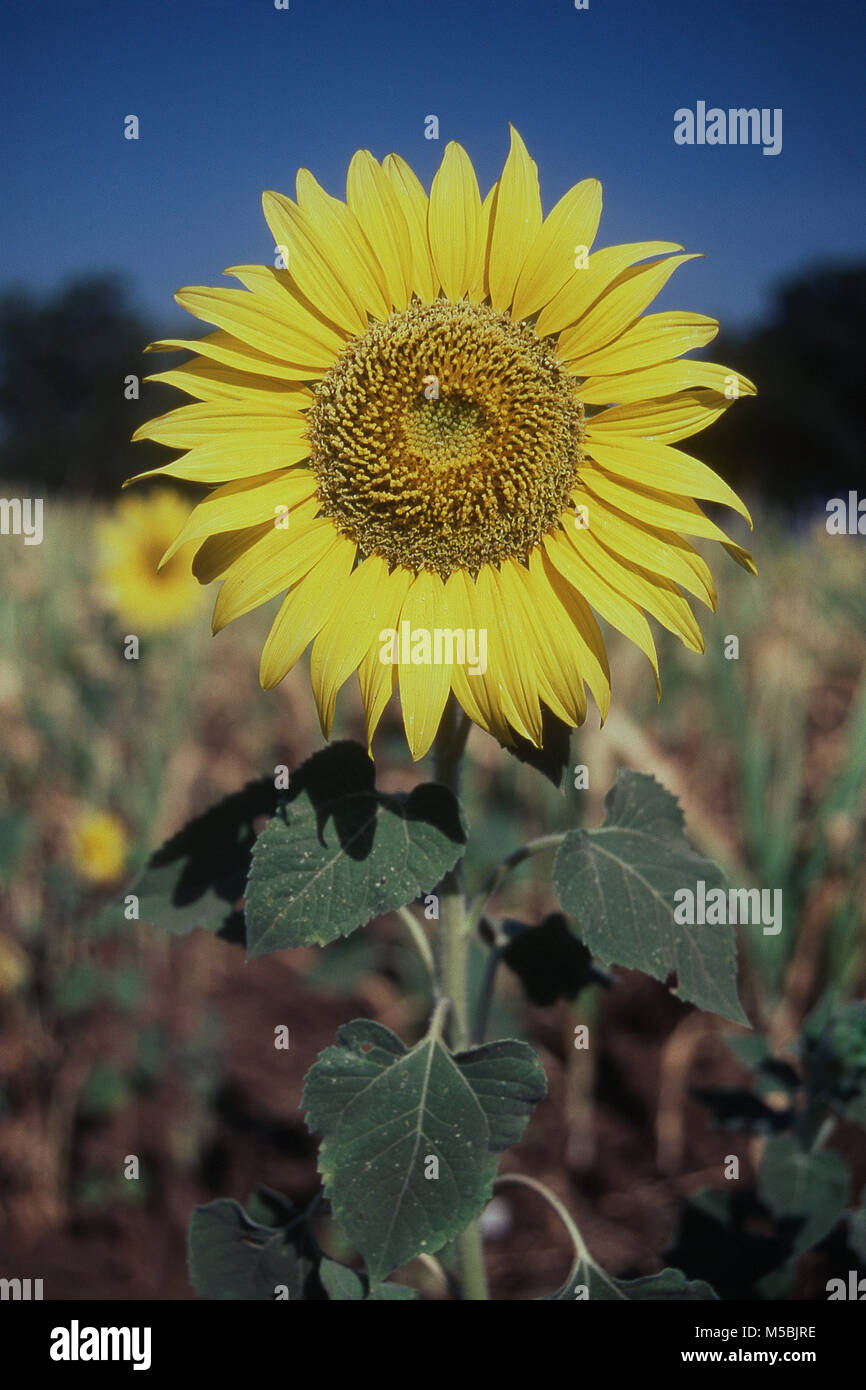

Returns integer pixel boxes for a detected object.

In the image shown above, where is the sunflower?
[130,127,754,760]
[69,808,128,885]
[96,489,204,633]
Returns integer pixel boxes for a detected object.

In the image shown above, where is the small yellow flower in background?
[129,126,755,760]
[0,932,30,995]
[69,809,128,885]
[96,489,204,633]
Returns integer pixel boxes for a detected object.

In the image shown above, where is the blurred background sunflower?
[96,489,204,633]
[68,807,128,885]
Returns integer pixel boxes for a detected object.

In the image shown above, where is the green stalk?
[432,696,489,1301]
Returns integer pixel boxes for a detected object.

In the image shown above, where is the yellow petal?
[396,570,453,760]
[557,254,701,362]
[382,154,439,302]
[159,471,317,564]
[564,311,718,376]
[586,436,752,524]
[582,469,742,544]
[499,559,587,727]
[262,190,368,336]
[224,265,348,353]
[567,486,716,606]
[193,522,273,584]
[428,142,482,301]
[146,360,314,409]
[213,506,336,632]
[511,178,603,321]
[544,530,661,692]
[127,430,312,485]
[175,286,341,372]
[570,529,705,653]
[586,391,730,442]
[295,168,391,321]
[310,555,399,738]
[723,541,758,575]
[133,400,307,448]
[536,241,681,339]
[474,566,542,744]
[487,127,542,312]
[346,151,412,310]
[445,570,514,746]
[531,548,611,721]
[145,330,311,383]
[580,359,757,405]
[259,534,357,689]
[357,564,414,747]
[469,179,498,302]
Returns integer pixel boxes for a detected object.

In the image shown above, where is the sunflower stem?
[394,905,436,980]
[465,832,565,939]
[432,696,489,1301]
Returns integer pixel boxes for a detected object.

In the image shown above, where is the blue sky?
[2,0,863,336]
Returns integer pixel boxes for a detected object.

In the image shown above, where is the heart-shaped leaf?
[554,771,746,1022]
[245,742,466,957]
[303,1018,546,1282]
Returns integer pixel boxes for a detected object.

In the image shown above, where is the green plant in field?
[104,131,865,1302]
[119,728,764,1301]
[670,997,866,1299]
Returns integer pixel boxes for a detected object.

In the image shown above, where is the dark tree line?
[701,264,866,513]
[0,276,178,497]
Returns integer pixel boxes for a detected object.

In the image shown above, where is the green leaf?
[757,1136,850,1257]
[367,1281,420,1300]
[800,1002,866,1141]
[553,771,746,1023]
[549,1260,717,1300]
[303,1018,546,1283]
[318,1258,365,1301]
[187,1197,322,1300]
[132,778,277,940]
[245,743,466,958]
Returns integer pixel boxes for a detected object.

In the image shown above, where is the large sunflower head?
[129,127,755,759]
